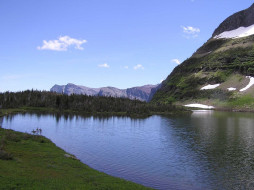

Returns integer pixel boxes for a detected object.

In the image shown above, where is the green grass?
[0,128,151,190]
[152,35,254,104]
[227,95,254,108]
[0,108,27,117]
[175,95,254,112]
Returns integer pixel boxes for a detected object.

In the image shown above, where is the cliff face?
[98,87,127,98]
[147,84,162,102]
[50,85,65,94]
[213,3,254,37]
[126,85,158,101]
[51,83,160,102]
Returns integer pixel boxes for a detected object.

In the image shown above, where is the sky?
[0,0,253,92]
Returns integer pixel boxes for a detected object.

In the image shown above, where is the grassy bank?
[176,95,254,113]
[0,128,150,190]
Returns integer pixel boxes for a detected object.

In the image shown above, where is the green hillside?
[152,35,254,110]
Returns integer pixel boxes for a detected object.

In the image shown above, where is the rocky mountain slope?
[51,83,159,102]
[152,3,254,110]
[213,3,254,37]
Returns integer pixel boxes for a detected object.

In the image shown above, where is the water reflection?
[0,117,3,127]
[160,110,254,190]
[2,111,254,190]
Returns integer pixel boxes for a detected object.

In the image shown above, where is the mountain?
[51,83,100,96]
[212,3,254,37]
[152,3,254,109]
[50,83,159,102]
[98,87,127,98]
[147,83,162,102]
[127,85,158,102]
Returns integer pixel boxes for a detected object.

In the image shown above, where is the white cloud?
[182,26,200,34]
[37,36,87,51]
[171,59,181,65]
[98,63,110,68]
[124,66,129,69]
[181,26,200,38]
[134,64,144,70]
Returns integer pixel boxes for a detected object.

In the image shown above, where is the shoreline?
[0,107,188,189]
[184,106,254,113]
[1,106,253,189]
[0,127,151,189]
[178,101,254,114]
[2,106,254,120]
[184,108,254,113]
[0,107,190,118]
[215,107,254,113]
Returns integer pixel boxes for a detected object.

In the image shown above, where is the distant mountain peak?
[50,83,160,102]
[213,3,254,37]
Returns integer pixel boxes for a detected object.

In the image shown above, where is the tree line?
[0,90,181,116]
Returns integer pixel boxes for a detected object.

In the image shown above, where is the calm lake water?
[1,111,254,190]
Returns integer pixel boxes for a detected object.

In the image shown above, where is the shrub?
[0,150,13,160]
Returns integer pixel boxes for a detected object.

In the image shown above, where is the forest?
[0,90,184,116]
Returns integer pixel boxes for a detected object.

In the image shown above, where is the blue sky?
[0,0,253,92]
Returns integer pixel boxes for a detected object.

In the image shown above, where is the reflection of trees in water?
[0,117,3,127]
[5,114,14,122]
[15,112,146,128]
[56,113,146,125]
[160,111,254,190]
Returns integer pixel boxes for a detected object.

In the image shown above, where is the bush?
[0,150,13,160]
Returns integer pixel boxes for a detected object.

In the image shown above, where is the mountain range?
[152,3,254,109]
[50,83,159,102]
[51,3,254,109]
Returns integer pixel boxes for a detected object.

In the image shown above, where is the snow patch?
[240,76,254,92]
[201,84,220,90]
[227,87,236,91]
[214,24,254,39]
[184,104,215,109]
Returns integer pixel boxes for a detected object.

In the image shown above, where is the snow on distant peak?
[200,84,220,90]
[240,76,254,92]
[184,104,215,109]
[214,24,254,39]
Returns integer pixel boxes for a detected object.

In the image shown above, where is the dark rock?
[147,83,162,102]
[213,3,254,37]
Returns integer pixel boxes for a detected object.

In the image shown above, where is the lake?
[1,111,254,190]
